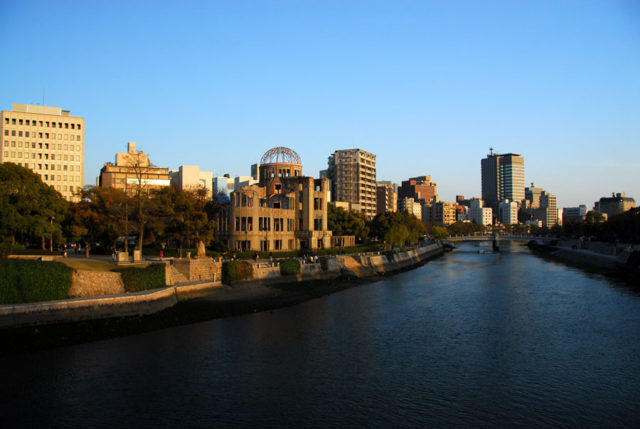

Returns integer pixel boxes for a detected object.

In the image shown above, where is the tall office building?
[326,149,377,219]
[481,149,525,213]
[1,103,85,201]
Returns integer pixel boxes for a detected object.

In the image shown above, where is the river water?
[2,241,640,428]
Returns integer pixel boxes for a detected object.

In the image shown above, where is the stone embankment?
[528,239,640,272]
[0,243,443,329]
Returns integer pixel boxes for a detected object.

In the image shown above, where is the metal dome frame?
[260,146,301,165]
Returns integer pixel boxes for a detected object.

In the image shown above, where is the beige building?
[423,201,457,226]
[98,142,170,194]
[326,149,377,219]
[399,197,422,220]
[171,165,213,199]
[1,103,85,201]
[220,147,332,252]
[376,182,397,215]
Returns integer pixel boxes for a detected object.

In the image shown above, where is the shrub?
[222,260,254,283]
[279,258,301,276]
[0,259,72,304]
[112,264,166,292]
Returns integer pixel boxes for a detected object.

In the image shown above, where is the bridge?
[447,235,531,242]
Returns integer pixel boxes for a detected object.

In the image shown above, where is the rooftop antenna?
[489,146,494,156]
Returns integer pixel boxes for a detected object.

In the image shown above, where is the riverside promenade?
[0,242,444,333]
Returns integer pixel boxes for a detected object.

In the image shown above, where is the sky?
[1,0,639,209]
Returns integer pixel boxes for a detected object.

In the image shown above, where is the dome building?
[219,147,333,252]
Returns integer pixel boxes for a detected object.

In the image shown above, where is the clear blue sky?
[1,0,639,209]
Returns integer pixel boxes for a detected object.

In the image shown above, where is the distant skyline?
[1,0,639,209]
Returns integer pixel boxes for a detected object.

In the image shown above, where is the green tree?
[0,163,67,252]
[327,204,369,242]
[154,187,215,257]
[429,225,449,240]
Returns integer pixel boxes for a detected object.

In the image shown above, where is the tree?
[327,204,369,242]
[0,163,67,252]
[154,187,215,257]
[429,225,449,240]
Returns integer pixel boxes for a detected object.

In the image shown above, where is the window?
[26,120,30,125]
[63,165,67,171]
[18,131,22,137]
[11,131,15,136]
[287,219,294,231]
[235,217,240,231]
[64,123,69,129]
[241,217,247,231]
[275,240,282,250]
[70,135,74,141]
[3,130,7,136]
[3,141,7,147]
[18,141,22,148]
[45,143,49,149]
[76,136,81,142]
[25,132,29,137]
[11,141,15,147]
[273,201,280,209]
[71,124,75,129]
[274,218,283,232]
[260,240,269,251]
[77,124,81,130]
[3,151,7,157]
[288,239,294,249]
[45,133,49,138]
[18,119,23,125]
[52,122,56,128]
[247,217,253,231]
[314,198,322,210]
[11,119,16,124]
[58,122,62,128]
[39,132,43,138]
[314,218,323,231]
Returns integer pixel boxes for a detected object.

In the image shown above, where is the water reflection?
[1,242,640,427]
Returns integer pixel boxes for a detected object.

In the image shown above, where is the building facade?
[221,147,332,252]
[498,199,519,225]
[562,205,588,224]
[594,193,636,217]
[98,142,170,194]
[469,199,493,227]
[1,103,85,201]
[398,197,422,220]
[398,175,437,206]
[326,149,377,219]
[521,187,557,228]
[376,182,397,215]
[481,150,525,214]
[423,201,457,226]
[170,165,213,199]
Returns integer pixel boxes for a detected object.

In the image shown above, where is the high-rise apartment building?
[398,175,438,205]
[376,182,397,215]
[326,149,377,219]
[1,103,85,201]
[521,185,557,228]
[481,150,525,213]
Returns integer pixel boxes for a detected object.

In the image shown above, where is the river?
[1,241,640,427]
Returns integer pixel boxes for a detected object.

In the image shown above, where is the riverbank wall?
[0,243,444,329]
[528,239,640,273]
